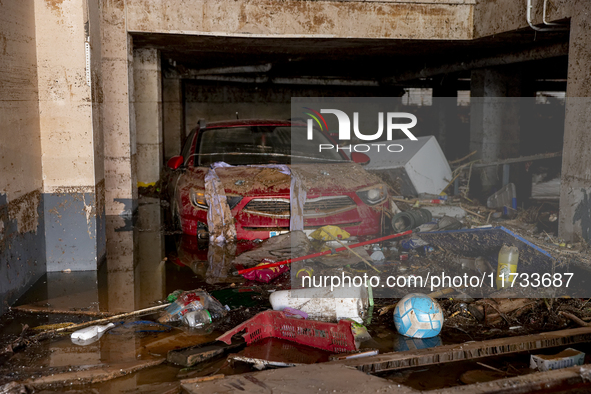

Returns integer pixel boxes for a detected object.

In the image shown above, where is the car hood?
[188,162,383,196]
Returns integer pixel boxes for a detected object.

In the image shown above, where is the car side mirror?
[351,152,370,165]
[167,155,184,170]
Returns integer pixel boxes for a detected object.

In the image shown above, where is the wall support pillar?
[559,6,591,243]
[163,78,184,160]
[134,48,162,187]
[469,66,522,194]
[34,0,105,271]
[102,2,137,216]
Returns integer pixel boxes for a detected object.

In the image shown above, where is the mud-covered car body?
[165,120,388,240]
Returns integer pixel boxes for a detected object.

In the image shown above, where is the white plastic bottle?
[71,323,115,345]
[269,286,369,323]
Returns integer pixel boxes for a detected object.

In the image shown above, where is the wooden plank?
[21,358,165,390]
[429,363,591,393]
[168,340,245,367]
[12,304,116,317]
[338,327,591,373]
[180,364,418,394]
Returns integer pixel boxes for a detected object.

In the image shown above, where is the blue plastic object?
[108,320,172,335]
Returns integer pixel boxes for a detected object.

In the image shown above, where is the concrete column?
[559,6,591,244]
[163,78,184,160]
[34,0,105,271]
[0,0,46,313]
[105,216,138,313]
[470,66,522,193]
[134,48,162,187]
[137,198,165,307]
[432,76,458,158]
[102,1,137,216]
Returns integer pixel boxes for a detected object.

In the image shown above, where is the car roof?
[203,119,306,129]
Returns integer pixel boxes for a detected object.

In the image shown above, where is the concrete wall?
[473,0,571,38]
[0,1,46,314]
[183,81,399,136]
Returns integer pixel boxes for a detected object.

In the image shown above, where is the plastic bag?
[241,259,289,283]
[158,289,227,323]
[309,225,351,242]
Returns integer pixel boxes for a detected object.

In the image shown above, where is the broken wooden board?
[429,363,591,393]
[180,361,591,394]
[180,364,417,394]
[338,326,591,373]
[167,339,245,367]
[21,358,165,390]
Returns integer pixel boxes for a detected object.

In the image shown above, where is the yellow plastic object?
[496,245,519,289]
[309,225,351,242]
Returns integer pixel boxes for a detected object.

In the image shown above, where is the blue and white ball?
[394,293,444,338]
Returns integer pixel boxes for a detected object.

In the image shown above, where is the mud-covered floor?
[1,195,591,392]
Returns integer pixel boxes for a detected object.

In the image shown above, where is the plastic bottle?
[183,310,212,328]
[166,289,184,303]
[71,323,115,345]
[496,245,519,289]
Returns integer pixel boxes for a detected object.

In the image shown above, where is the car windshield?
[195,126,346,166]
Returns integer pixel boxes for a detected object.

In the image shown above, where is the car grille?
[243,196,356,217]
[305,196,355,213]
[243,199,291,217]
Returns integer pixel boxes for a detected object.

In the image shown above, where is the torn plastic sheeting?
[204,162,307,243]
[205,162,236,244]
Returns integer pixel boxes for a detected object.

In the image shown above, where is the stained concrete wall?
[134,48,162,187]
[0,1,46,314]
[473,0,572,39]
[183,81,400,137]
[126,0,475,40]
[34,0,105,272]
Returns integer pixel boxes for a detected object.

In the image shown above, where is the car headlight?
[190,189,208,209]
[190,189,242,210]
[356,184,387,205]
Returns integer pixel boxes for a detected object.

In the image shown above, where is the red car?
[165,120,388,241]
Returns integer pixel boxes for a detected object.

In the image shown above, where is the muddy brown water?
[0,196,584,391]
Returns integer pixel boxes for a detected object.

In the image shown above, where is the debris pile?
[2,136,591,392]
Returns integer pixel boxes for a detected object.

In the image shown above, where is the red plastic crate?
[216,311,356,353]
